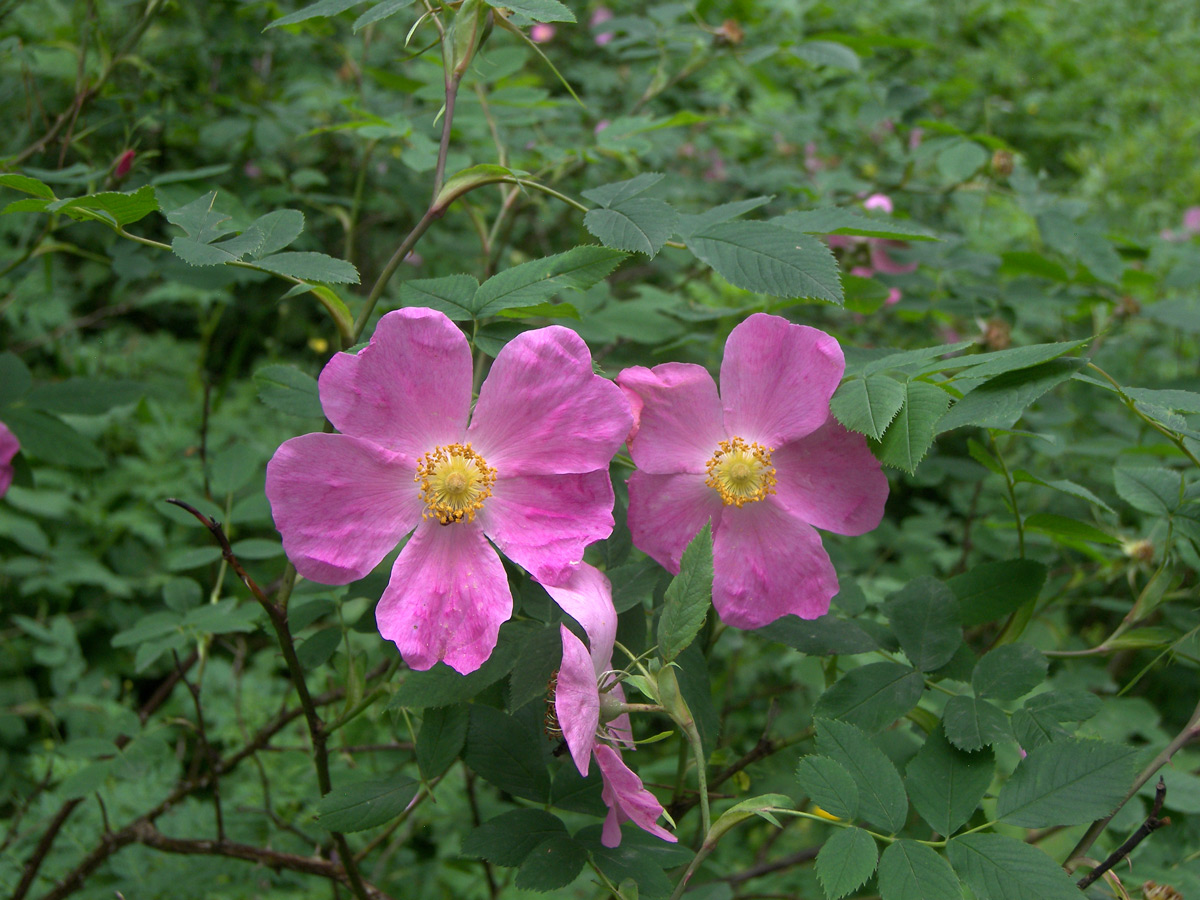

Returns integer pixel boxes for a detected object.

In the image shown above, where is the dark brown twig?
[1076,778,1170,889]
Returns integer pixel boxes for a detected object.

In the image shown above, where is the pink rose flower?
[591,6,614,45]
[863,193,893,213]
[547,565,676,847]
[0,423,19,497]
[617,314,888,628]
[266,308,632,674]
[531,23,555,43]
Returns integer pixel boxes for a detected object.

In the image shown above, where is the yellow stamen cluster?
[705,436,776,507]
[415,442,497,525]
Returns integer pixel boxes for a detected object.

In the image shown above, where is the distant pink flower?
[617,314,888,628]
[0,423,19,497]
[548,565,675,847]
[1185,207,1200,233]
[863,193,893,213]
[113,150,135,180]
[591,6,614,44]
[531,23,555,42]
[908,127,924,150]
[594,119,610,135]
[266,308,632,674]
[885,287,902,305]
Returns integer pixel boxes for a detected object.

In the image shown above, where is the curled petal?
[720,313,844,447]
[543,564,618,674]
[772,418,888,536]
[320,308,472,456]
[626,470,723,574]
[594,744,676,847]
[0,422,18,497]
[266,433,421,584]
[712,500,838,628]
[617,364,726,475]
[556,625,601,777]
[376,520,511,674]
[482,471,616,586]
[469,326,632,476]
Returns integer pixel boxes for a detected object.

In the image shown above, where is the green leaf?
[884,576,962,672]
[674,196,772,239]
[1114,467,1183,516]
[172,236,239,266]
[937,359,1082,432]
[0,353,33,406]
[463,705,550,803]
[25,379,144,415]
[1025,513,1119,546]
[814,662,925,732]
[996,738,1138,827]
[1013,473,1114,513]
[973,643,1047,701]
[905,728,993,836]
[584,829,678,898]
[581,174,665,208]
[0,173,56,199]
[948,560,1047,627]
[792,39,861,71]
[400,274,481,322]
[183,599,261,635]
[686,221,843,303]
[165,192,235,242]
[777,208,938,241]
[491,0,576,22]
[871,380,951,473]
[353,0,416,31]
[947,833,1090,900]
[267,0,365,28]
[707,794,793,842]
[471,246,626,317]
[112,611,183,648]
[757,615,880,656]
[815,719,907,833]
[255,364,323,418]
[795,755,859,821]
[936,139,988,182]
[296,628,342,669]
[316,773,419,832]
[657,524,713,662]
[1037,210,1124,284]
[1,408,105,469]
[50,185,159,227]
[925,340,1088,378]
[816,827,878,900]
[516,834,587,890]
[254,251,360,284]
[858,341,976,377]
[391,622,530,708]
[831,376,906,441]
[496,301,580,320]
[210,442,261,495]
[877,841,961,900]
[433,163,529,209]
[1023,689,1102,723]
[240,209,306,258]
[462,809,567,866]
[584,199,679,258]
[416,704,470,780]
[942,696,1010,751]
[506,624,562,713]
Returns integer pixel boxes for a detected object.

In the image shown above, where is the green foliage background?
[3,1,1200,898]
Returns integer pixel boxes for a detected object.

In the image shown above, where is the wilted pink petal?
[863,193,893,213]
[771,419,888,536]
[713,500,839,627]
[617,363,725,474]
[469,326,631,476]
[265,433,422,584]
[543,564,618,668]
[595,744,677,847]
[0,423,19,497]
[626,471,723,573]
[482,470,616,585]
[320,307,472,458]
[531,23,555,42]
[557,626,601,774]
[871,241,917,275]
[376,521,511,674]
[720,313,844,447]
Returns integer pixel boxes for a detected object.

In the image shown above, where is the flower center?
[415,442,497,525]
[705,436,776,507]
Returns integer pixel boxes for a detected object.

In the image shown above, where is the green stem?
[1088,363,1200,470]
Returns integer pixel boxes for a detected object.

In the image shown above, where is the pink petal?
[556,625,601,776]
[772,418,888,536]
[885,287,903,305]
[712,500,838,628]
[626,471,723,574]
[863,193,894,213]
[481,471,616,586]
[375,520,511,674]
[871,241,918,274]
[595,744,676,847]
[319,308,472,457]
[1185,206,1200,233]
[719,313,845,447]
[617,363,725,475]
[0,422,18,497]
[468,326,632,476]
[265,433,421,584]
[543,564,618,673]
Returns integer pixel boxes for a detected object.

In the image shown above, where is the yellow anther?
[705,436,776,507]
[415,442,497,524]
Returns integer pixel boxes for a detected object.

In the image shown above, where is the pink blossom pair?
[830,193,917,305]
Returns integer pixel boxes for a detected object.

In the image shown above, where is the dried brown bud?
[982,317,1011,351]
[715,19,744,45]
[991,149,1014,177]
